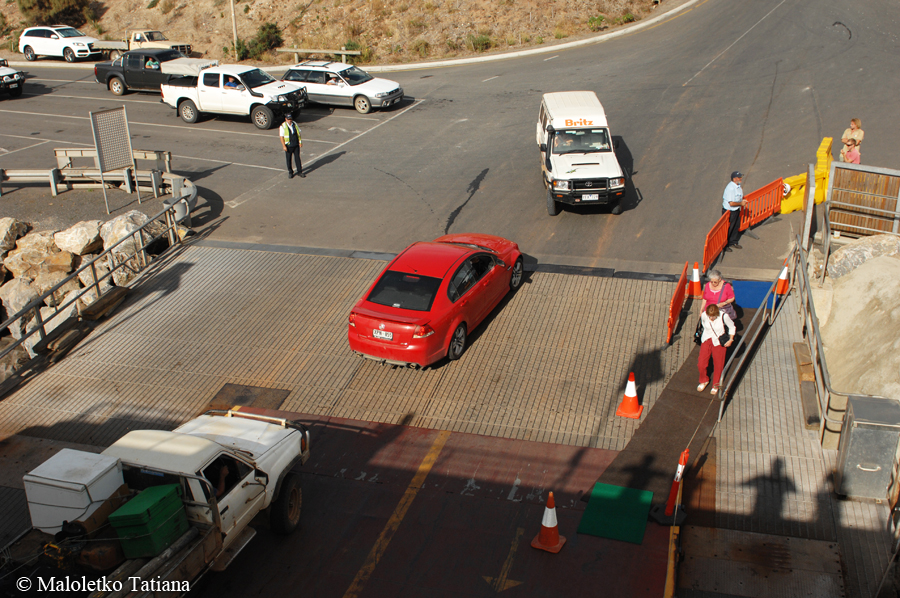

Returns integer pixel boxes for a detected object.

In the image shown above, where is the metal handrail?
[0,205,182,363]
[716,250,795,421]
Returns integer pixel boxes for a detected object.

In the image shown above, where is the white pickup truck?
[160,64,308,129]
[6,409,311,593]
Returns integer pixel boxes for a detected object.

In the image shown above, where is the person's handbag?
[717,284,738,320]
[718,332,730,345]
[693,319,703,345]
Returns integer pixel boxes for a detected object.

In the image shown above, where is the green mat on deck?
[577,482,653,544]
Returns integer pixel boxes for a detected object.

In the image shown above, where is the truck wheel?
[63,47,75,63]
[354,95,372,114]
[9,86,23,98]
[252,105,274,129]
[547,190,559,216]
[611,202,623,215]
[270,473,302,535]
[179,100,199,124]
[109,77,126,96]
[109,50,121,60]
[23,46,36,61]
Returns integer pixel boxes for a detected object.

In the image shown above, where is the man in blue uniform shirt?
[722,171,748,250]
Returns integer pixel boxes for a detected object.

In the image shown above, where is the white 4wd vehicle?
[283,60,403,114]
[161,64,308,129]
[537,91,627,216]
[0,59,25,98]
[19,26,101,62]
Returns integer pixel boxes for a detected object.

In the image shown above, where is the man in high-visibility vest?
[280,113,304,178]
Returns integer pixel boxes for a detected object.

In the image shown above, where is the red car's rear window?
[367,271,442,312]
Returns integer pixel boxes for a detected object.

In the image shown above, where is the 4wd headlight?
[552,180,570,191]
[609,177,625,188]
[375,89,395,98]
[277,95,287,102]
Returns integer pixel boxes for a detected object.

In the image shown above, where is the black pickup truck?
[94,48,216,96]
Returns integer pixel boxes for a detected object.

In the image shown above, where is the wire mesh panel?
[91,107,135,172]
[90,107,137,213]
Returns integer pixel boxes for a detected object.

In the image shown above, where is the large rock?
[3,248,74,280]
[821,254,900,399]
[111,253,150,287]
[0,277,38,338]
[101,210,150,257]
[32,271,82,307]
[827,234,900,279]
[77,254,113,305]
[0,217,28,254]
[54,221,103,255]
[16,230,60,254]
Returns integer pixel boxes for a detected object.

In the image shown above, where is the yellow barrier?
[780,137,832,214]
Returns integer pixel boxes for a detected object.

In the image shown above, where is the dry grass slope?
[0,0,658,64]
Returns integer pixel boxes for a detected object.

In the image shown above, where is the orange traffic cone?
[615,372,643,419]
[775,260,789,295]
[531,491,566,553]
[688,262,702,298]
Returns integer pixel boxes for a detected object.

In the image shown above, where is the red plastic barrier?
[740,178,783,231]
[702,212,729,273]
[666,262,689,344]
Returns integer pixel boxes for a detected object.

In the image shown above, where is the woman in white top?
[697,304,736,394]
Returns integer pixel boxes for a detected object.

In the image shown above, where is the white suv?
[19,26,101,62]
[283,61,403,114]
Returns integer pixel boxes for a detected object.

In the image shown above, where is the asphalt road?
[1,0,897,277]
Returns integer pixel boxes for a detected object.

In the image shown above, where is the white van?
[537,91,626,216]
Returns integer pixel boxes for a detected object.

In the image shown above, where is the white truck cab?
[537,91,626,216]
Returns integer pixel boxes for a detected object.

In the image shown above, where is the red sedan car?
[348,233,524,368]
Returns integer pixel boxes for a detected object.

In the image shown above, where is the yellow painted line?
[342,430,451,598]
[483,527,524,592]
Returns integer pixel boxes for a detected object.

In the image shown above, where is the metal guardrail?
[0,204,185,365]
[276,47,362,64]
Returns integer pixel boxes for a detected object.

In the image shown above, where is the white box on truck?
[23,449,124,533]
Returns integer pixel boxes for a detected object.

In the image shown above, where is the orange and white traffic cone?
[688,262,702,298]
[531,491,566,553]
[775,260,789,295]
[615,372,643,419]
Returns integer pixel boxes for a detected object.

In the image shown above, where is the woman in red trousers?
[697,304,735,394]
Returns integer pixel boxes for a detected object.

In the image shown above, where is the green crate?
[109,484,189,559]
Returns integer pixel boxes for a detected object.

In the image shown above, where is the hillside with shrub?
[0,0,658,64]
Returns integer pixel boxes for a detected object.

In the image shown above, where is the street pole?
[230,0,238,59]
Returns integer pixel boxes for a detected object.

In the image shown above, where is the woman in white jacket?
[697,304,736,394]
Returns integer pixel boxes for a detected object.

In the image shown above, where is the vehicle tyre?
[9,86,23,98]
[611,202,623,215]
[179,99,199,124]
[109,77,126,96]
[354,95,372,114]
[23,46,36,62]
[270,473,302,535]
[447,324,467,361]
[63,47,75,63]
[252,105,274,129]
[509,257,524,291]
[547,190,559,216]
[109,50,121,60]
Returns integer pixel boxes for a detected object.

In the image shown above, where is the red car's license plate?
[372,329,393,340]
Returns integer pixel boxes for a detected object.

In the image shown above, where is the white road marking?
[0,133,92,147]
[482,76,499,82]
[683,0,788,86]
[23,92,162,105]
[0,139,51,157]
[328,126,361,134]
[28,78,96,83]
[226,99,424,208]
[0,109,339,143]
[544,55,559,61]
[171,153,283,171]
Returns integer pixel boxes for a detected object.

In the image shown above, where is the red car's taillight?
[413,324,435,338]
[348,312,356,327]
